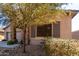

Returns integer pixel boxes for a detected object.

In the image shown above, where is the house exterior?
[0,30,4,41]
[0,29,4,35]
[72,31,79,39]
[4,25,23,42]
[3,10,77,42]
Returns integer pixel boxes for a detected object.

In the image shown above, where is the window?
[53,21,60,38]
[37,24,52,37]
[31,26,36,37]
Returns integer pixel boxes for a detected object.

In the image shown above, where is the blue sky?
[62,3,79,32]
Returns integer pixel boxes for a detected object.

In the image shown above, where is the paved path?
[0,39,46,56]
[0,45,46,56]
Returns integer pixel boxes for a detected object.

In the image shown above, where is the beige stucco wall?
[50,15,72,39]
[60,15,72,39]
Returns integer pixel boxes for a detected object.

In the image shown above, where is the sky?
[62,3,79,32]
[72,13,79,32]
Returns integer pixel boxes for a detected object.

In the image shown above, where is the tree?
[2,3,67,53]
[15,3,66,53]
[2,4,18,43]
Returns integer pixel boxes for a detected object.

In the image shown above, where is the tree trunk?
[11,22,17,43]
[13,27,16,42]
[27,27,30,45]
[23,26,26,53]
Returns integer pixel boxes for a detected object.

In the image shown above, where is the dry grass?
[44,38,79,56]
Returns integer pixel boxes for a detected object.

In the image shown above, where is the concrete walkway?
[0,40,46,56]
[0,39,44,48]
[0,41,20,48]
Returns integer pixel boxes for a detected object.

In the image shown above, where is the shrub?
[7,40,14,45]
[44,38,79,56]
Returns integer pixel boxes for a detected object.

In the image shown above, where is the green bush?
[7,40,14,45]
[44,38,79,56]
